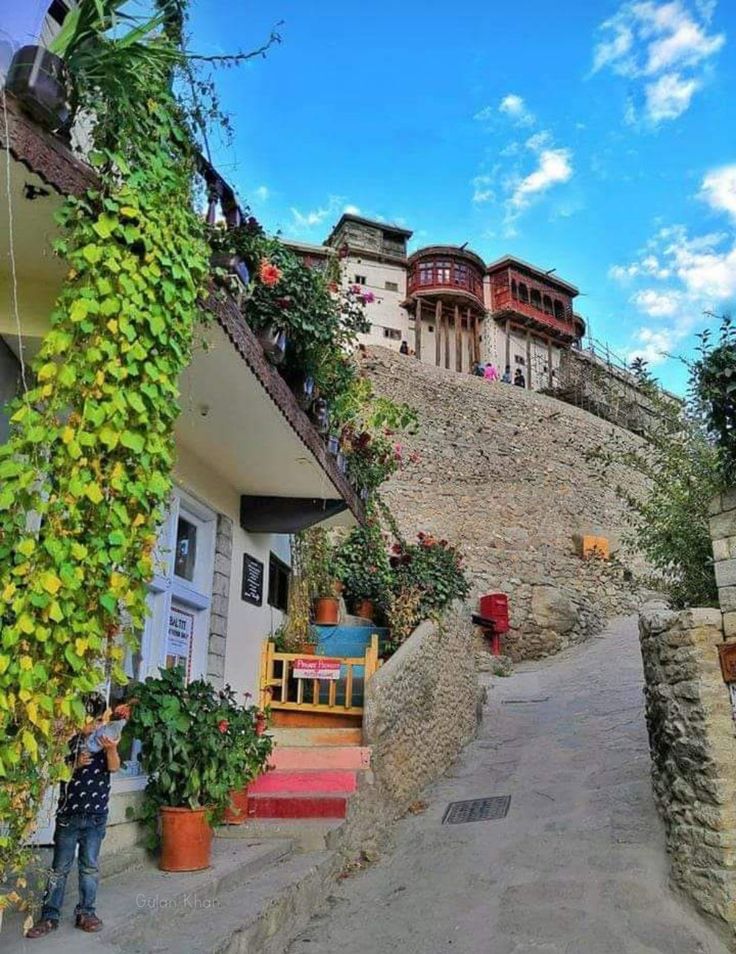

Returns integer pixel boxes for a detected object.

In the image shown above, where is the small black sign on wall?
[241,553,264,606]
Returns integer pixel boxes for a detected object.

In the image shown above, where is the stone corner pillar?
[709,489,736,638]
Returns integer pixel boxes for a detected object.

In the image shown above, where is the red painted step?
[248,794,349,820]
[248,770,357,796]
[268,745,371,772]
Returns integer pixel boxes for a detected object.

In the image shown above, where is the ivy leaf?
[85,483,104,505]
[93,213,118,239]
[121,431,145,454]
[83,244,103,265]
[99,426,120,449]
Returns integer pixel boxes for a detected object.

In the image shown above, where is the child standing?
[26,692,120,939]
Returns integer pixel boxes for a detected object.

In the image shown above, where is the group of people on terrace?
[474,361,525,388]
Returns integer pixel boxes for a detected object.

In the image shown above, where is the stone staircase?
[2,728,372,954]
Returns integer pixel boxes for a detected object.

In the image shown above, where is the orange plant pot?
[353,599,375,621]
[159,806,212,872]
[313,597,339,625]
[223,788,249,825]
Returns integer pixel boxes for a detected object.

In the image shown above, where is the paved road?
[287,616,730,954]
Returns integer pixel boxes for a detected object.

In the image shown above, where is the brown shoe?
[25,919,58,939]
[75,913,104,933]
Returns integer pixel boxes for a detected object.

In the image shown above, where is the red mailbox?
[472,593,510,656]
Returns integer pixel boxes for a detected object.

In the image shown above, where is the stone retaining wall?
[337,609,481,856]
[710,490,736,639]
[363,346,651,660]
[638,603,736,942]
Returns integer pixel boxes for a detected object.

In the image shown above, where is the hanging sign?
[241,553,264,606]
[166,607,194,677]
[293,657,342,681]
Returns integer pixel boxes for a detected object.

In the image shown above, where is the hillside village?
[2,3,736,954]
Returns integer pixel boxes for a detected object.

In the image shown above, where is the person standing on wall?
[501,365,512,384]
[399,340,409,355]
[514,368,526,388]
[483,363,499,381]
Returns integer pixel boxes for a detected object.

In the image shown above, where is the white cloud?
[701,165,736,221]
[499,94,535,126]
[472,175,494,204]
[612,164,736,364]
[629,327,676,365]
[645,72,700,120]
[290,196,361,232]
[253,185,270,202]
[591,0,725,125]
[474,93,535,127]
[508,148,573,211]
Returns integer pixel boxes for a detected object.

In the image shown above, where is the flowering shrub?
[332,522,393,611]
[392,533,471,620]
[209,223,368,405]
[126,667,272,844]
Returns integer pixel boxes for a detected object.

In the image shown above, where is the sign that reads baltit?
[292,658,342,681]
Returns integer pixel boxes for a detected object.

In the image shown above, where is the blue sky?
[188,0,736,393]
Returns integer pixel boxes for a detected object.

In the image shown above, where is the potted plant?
[5,45,72,134]
[222,702,273,826]
[333,523,393,622]
[303,528,340,626]
[392,532,471,621]
[126,667,272,869]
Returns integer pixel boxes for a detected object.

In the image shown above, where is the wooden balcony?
[407,246,486,310]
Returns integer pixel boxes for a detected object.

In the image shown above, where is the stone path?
[286,616,730,954]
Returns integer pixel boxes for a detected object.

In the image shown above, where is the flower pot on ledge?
[5,46,72,134]
[256,324,287,365]
[223,787,250,825]
[353,598,375,621]
[313,597,339,626]
[159,806,212,871]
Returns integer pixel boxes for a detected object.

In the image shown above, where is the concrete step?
[1,837,295,953]
[248,793,349,819]
[270,727,363,747]
[249,769,357,795]
[217,818,343,852]
[269,744,371,771]
[125,849,342,954]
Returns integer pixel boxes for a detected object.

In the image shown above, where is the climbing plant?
[0,10,209,908]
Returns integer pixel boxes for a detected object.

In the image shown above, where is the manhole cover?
[442,796,511,825]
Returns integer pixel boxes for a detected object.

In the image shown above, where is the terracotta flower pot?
[354,599,375,621]
[159,806,212,872]
[313,597,339,626]
[223,788,249,825]
[298,641,318,655]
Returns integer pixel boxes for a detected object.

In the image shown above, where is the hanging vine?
[0,17,210,905]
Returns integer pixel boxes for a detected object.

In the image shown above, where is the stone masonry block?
[212,571,230,598]
[211,593,229,618]
[210,612,227,637]
[709,494,723,517]
[216,513,233,539]
[710,509,736,542]
[716,559,736,589]
[724,613,736,639]
[214,552,231,577]
[723,488,736,513]
[208,634,226,657]
[207,653,225,679]
[720,587,736,613]
[713,538,730,563]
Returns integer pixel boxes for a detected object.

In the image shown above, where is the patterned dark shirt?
[57,735,111,817]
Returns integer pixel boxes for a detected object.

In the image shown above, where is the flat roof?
[487,255,579,296]
[281,238,335,256]
[325,212,413,247]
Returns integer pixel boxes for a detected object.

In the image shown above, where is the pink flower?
[218,719,229,734]
[393,442,403,460]
[360,291,375,304]
[259,261,282,286]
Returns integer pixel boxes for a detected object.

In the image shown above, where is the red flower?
[259,261,282,286]
[218,719,229,734]
[255,712,267,736]
[113,704,131,720]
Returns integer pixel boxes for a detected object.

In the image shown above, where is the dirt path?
[286,615,730,954]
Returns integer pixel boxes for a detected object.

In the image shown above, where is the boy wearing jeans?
[26,693,120,938]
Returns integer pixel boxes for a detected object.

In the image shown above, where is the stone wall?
[638,603,736,941]
[363,346,651,660]
[337,609,481,856]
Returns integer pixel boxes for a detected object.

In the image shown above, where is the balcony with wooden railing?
[406,246,486,310]
[489,271,580,343]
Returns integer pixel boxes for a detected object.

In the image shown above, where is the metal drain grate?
[442,796,511,825]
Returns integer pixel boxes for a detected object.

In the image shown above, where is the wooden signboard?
[241,553,264,606]
[292,657,342,681]
[718,642,736,683]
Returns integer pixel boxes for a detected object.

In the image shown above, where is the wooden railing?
[259,634,381,716]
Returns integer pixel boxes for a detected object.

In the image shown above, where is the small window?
[554,299,565,321]
[518,283,529,303]
[428,325,434,333]
[383,327,402,341]
[354,274,367,285]
[515,355,526,366]
[385,281,399,292]
[511,279,518,299]
[543,295,553,315]
[530,288,542,309]
[174,517,197,582]
[268,553,290,612]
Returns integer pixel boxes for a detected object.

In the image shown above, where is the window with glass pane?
[174,517,197,581]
